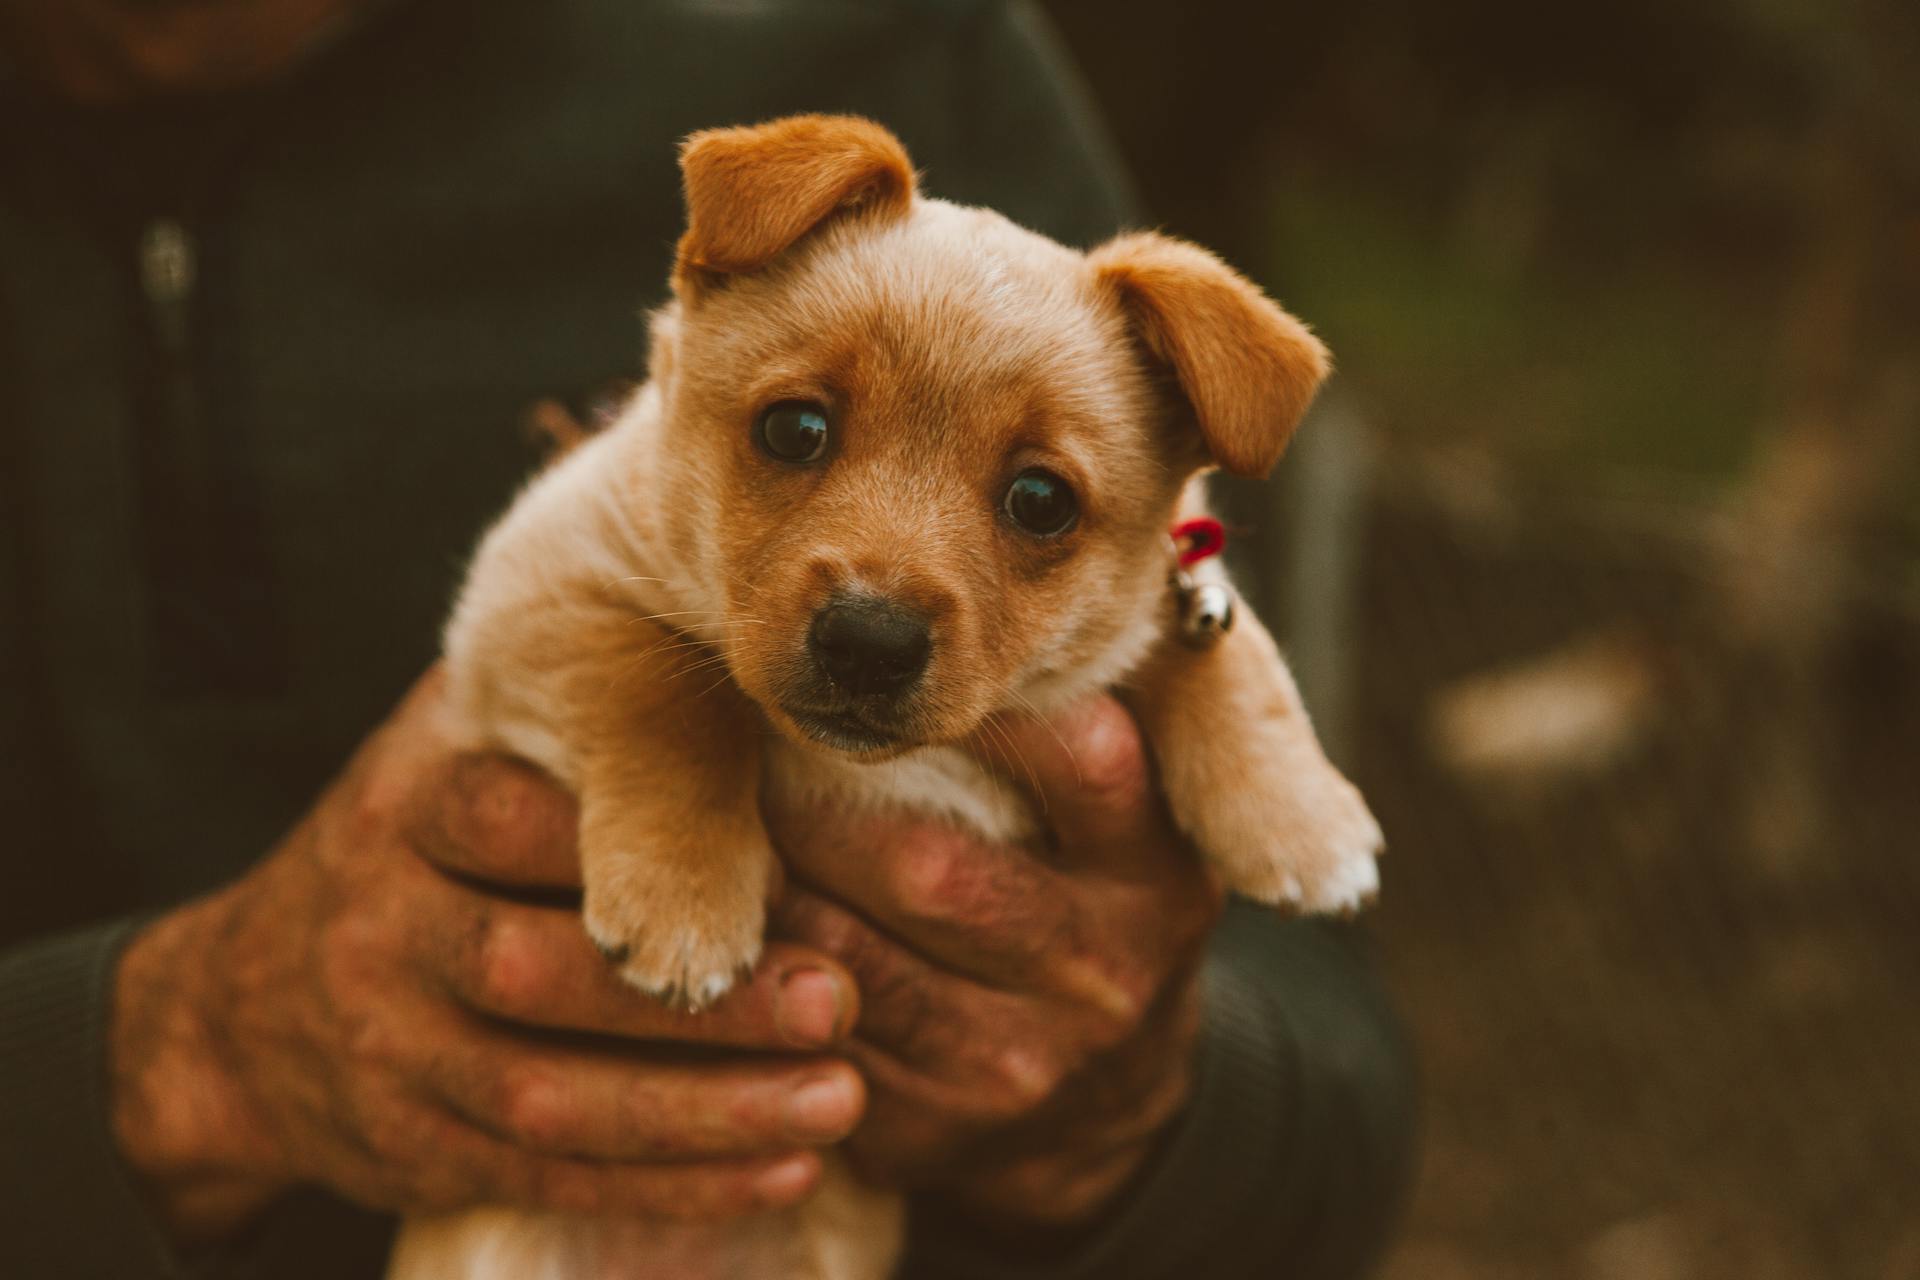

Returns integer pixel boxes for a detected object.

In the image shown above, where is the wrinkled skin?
[111,672,1220,1250]
[110,673,859,1243]
[771,699,1222,1225]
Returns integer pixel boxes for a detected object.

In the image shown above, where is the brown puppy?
[395,115,1381,1280]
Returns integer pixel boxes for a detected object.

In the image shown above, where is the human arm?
[0,670,866,1277]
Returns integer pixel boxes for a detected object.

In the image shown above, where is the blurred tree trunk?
[1718,116,1918,877]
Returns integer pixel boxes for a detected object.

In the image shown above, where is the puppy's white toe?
[583,893,764,1012]
[1301,842,1381,915]
[611,934,761,1012]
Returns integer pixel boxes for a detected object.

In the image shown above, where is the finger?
[839,984,1202,1196]
[427,1028,865,1163]
[774,886,1005,1058]
[768,808,1076,984]
[437,1115,827,1218]
[778,886,1163,1089]
[407,751,582,890]
[967,696,1185,878]
[419,871,857,1051]
[522,1149,826,1219]
[511,1149,824,1219]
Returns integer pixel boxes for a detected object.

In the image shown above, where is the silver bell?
[1178,580,1235,646]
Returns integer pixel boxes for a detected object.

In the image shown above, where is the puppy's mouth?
[779,703,917,755]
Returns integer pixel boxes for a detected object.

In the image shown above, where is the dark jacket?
[0,1,1414,1275]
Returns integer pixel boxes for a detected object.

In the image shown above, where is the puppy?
[393,115,1381,1280]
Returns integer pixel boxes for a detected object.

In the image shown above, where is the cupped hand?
[110,671,863,1245]
[770,697,1223,1229]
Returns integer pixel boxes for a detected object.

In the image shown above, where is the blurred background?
[1040,1,1920,1276]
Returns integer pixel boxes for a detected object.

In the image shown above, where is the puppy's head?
[651,115,1329,756]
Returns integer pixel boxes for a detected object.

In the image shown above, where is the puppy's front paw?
[581,836,772,1011]
[1209,769,1383,916]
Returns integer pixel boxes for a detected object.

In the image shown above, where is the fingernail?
[785,1073,859,1142]
[776,967,845,1047]
[756,1153,820,1204]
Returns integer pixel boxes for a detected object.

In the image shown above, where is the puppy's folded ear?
[1088,232,1330,477]
[675,114,916,295]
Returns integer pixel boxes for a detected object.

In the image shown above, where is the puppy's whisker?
[627,609,767,628]
[996,721,1047,813]
[602,574,679,591]
[650,648,739,689]
[1009,689,1080,788]
[690,668,744,701]
[628,633,708,664]
[976,713,1043,812]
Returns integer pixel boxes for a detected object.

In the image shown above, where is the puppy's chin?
[769,682,1000,760]
[773,703,925,760]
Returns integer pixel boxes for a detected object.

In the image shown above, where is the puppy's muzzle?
[807,595,931,698]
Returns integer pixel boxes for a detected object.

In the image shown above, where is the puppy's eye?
[754,401,830,464]
[1004,468,1078,537]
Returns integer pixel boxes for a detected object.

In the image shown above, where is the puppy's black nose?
[808,597,931,697]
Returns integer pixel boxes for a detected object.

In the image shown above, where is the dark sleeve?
[0,923,398,1280]
[903,905,1418,1280]
[0,921,185,1276]
[928,0,1144,244]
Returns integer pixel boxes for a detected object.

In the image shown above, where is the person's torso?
[0,0,1129,944]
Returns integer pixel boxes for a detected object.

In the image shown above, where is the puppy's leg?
[791,1156,905,1280]
[559,614,775,1008]
[1129,605,1382,914]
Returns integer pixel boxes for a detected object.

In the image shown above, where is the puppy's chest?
[763,740,1039,845]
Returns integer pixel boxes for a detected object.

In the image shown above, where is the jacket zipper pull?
[139,217,195,352]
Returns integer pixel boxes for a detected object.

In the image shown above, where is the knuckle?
[473,917,547,1013]
[463,759,533,848]
[345,779,405,850]
[987,1045,1064,1114]
[500,1068,570,1149]
[467,758,575,863]
[1087,983,1151,1048]
[890,837,964,918]
[1072,704,1148,805]
[888,829,997,923]
[341,1007,403,1073]
[316,914,388,1002]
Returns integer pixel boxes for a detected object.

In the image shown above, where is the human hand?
[110,671,865,1245]
[770,697,1224,1230]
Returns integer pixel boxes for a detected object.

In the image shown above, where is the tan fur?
[404,116,1380,1279]
[676,115,915,289]
[1087,233,1331,477]
[389,1157,900,1280]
